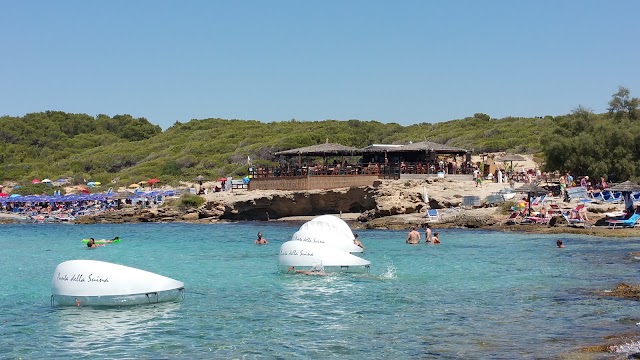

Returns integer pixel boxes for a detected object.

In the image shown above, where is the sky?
[1,1,639,129]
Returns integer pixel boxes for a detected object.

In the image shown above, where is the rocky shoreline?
[12,178,629,239]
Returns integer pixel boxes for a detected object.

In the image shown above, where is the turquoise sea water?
[1,222,639,359]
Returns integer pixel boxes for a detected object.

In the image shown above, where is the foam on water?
[380,263,397,279]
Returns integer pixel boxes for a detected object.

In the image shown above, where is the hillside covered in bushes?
[1,87,639,186]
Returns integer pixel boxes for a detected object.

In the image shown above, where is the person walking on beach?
[425,224,432,243]
[406,227,421,244]
[255,232,268,245]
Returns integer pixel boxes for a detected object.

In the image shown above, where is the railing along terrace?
[249,162,472,179]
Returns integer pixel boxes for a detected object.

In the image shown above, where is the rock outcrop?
[206,187,376,220]
[73,178,496,225]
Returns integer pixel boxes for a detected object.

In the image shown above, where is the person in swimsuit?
[406,227,421,244]
[353,233,365,249]
[255,232,268,245]
[432,232,441,244]
[425,224,432,243]
[86,238,103,249]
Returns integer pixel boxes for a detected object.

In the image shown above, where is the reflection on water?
[53,302,181,358]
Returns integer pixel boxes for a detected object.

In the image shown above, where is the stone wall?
[249,175,381,191]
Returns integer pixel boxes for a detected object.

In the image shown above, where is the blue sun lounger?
[606,213,640,229]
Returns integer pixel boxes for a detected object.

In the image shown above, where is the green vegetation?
[1,87,639,186]
[541,87,640,182]
[175,194,205,209]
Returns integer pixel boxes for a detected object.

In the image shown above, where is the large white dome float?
[279,215,370,273]
[291,214,363,253]
[51,260,185,307]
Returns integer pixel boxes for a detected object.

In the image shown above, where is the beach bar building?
[248,141,471,191]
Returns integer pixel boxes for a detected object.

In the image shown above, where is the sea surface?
[1,222,639,359]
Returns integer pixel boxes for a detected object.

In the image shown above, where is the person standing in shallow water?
[432,232,441,244]
[425,224,433,243]
[406,227,420,244]
[255,232,268,245]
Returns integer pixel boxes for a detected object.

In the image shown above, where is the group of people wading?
[406,224,439,244]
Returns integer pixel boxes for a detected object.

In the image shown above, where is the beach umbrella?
[0,193,8,197]
[129,183,140,188]
[607,181,640,193]
[607,181,640,213]
[496,154,526,173]
[514,183,548,214]
[9,194,21,198]
[138,181,147,186]
[41,179,52,183]
[217,178,227,182]
[192,175,207,193]
[148,178,160,184]
[87,182,97,187]
[31,179,41,184]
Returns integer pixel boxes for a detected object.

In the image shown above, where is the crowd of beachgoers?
[0,188,179,223]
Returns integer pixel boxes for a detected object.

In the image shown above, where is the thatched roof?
[275,140,468,157]
[394,141,468,153]
[514,183,548,194]
[360,141,467,153]
[274,143,360,156]
[496,154,526,162]
[607,181,640,192]
[360,144,405,152]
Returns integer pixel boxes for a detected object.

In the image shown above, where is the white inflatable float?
[279,240,370,270]
[51,260,185,306]
[292,214,363,253]
[279,215,370,273]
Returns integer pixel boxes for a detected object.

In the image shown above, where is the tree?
[608,86,640,120]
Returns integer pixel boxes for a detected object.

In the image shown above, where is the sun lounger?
[485,194,505,207]
[523,212,551,225]
[606,213,640,229]
[602,190,622,203]
[561,213,587,227]
[426,209,441,222]
[566,187,593,203]
[498,212,521,225]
